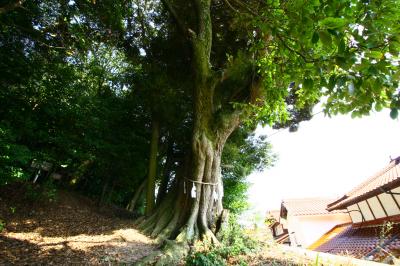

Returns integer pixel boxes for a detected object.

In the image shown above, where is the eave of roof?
[327,156,400,211]
[281,198,347,216]
[268,221,280,228]
[275,233,289,244]
[327,178,400,211]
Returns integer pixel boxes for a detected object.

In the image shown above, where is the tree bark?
[137,0,241,246]
[145,117,160,215]
[99,179,109,205]
[0,0,24,14]
[156,140,174,206]
[126,178,146,211]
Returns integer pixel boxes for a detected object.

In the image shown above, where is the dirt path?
[0,184,157,265]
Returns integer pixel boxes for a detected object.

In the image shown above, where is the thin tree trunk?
[146,117,160,215]
[156,140,174,206]
[99,180,109,205]
[106,179,116,203]
[127,178,146,211]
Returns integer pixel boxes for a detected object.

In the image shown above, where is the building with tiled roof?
[281,198,347,216]
[310,156,400,264]
[270,198,351,248]
[266,210,290,244]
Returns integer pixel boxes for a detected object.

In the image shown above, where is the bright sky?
[246,108,400,216]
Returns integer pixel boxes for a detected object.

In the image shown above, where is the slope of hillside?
[0,183,157,265]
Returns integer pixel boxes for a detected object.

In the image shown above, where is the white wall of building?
[286,213,351,248]
[347,204,363,223]
[346,191,400,224]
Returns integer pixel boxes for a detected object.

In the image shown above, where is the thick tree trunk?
[137,0,242,244]
[137,8,247,266]
[137,113,239,240]
[137,0,258,263]
[180,131,225,241]
[145,117,160,215]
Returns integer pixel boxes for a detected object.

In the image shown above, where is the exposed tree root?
[135,240,189,266]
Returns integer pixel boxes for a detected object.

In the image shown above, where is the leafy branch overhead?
[252,0,400,124]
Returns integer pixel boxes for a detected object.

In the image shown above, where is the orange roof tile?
[328,156,400,211]
[281,198,347,217]
[312,222,400,263]
[308,223,352,250]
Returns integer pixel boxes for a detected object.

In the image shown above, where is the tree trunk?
[126,178,146,211]
[99,180,109,206]
[106,179,116,203]
[136,6,247,263]
[145,117,160,215]
[180,131,225,241]
[156,140,174,206]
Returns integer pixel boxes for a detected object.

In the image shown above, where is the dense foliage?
[0,0,275,215]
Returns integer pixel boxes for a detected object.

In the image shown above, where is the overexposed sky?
[247,108,400,215]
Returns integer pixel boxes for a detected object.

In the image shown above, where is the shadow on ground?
[0,183,135,237]
[0,183,157,264]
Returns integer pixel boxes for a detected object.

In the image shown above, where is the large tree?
[138,0,399,240]
[133,0,399,261]
[1,0,399,262]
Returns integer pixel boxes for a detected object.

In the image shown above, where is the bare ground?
[0,183,158,265]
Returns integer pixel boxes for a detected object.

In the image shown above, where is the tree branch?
[215,108,242,144]
[222,0,239,13]
[276,34,319,63]
[0,0,24,14]
[230,0,258,16]
[160,0,190,37]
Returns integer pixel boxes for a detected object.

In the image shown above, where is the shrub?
[186,215,261,266]
[0,124,33,185]
[186,251,226,266]
[0,219,5,232]
[24,180,58,203]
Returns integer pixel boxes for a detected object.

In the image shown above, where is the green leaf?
[366,51,383,59]
[390,108,398,119]
[389,41,400,54]
[351,111,358,118]
[319,17,347,29]
[327,29,338,36]
[311,0,320,7]
[328,75,336,90]
[368,66,378,75]
[319,31,332,47]
[311,31,319,44]
[375,103,383,112]
[338,39,346,54]
[335,56,348,69]
[303,78,314,90]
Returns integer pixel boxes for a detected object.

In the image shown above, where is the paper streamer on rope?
[213,187,218,202]
[191,183,197,198]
